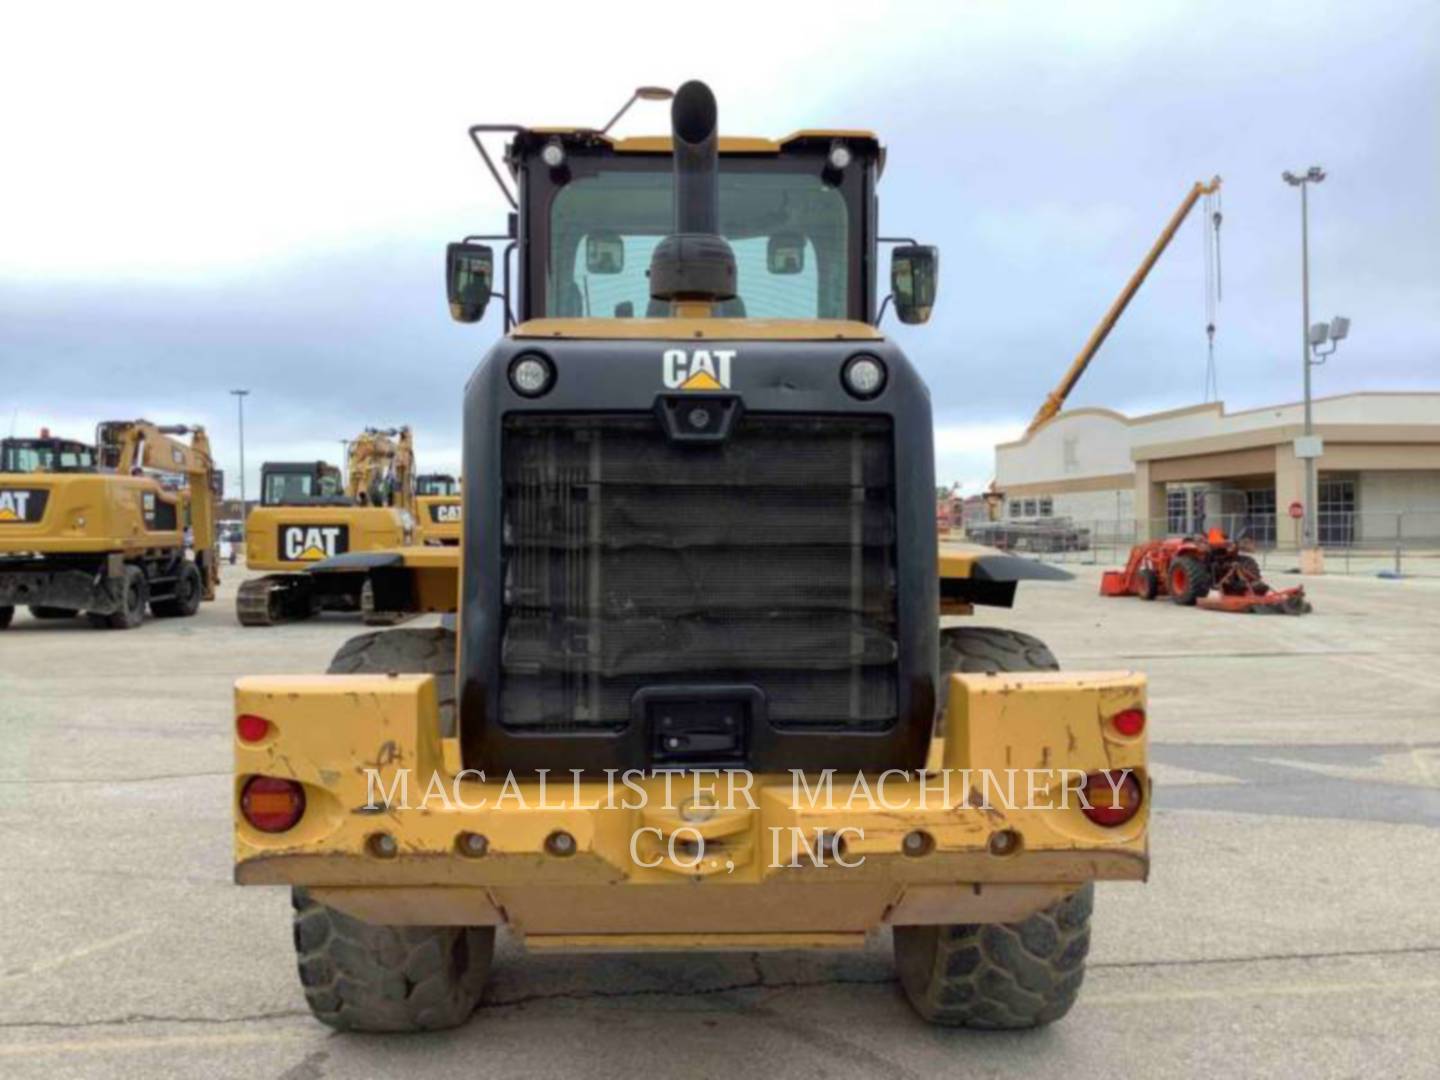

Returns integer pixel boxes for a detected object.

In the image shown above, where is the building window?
[1167,490,1187,535]
[1039,497,1054,517]
[1319,478,1356,546]
[1023,498,1038,517]
[1245,488,1276,546]
[1008,500,1020,519]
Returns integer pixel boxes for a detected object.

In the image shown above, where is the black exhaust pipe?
[672,80,719,235]
[649,80,736,308]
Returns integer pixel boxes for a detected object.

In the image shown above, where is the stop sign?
[1288,501,1304,520]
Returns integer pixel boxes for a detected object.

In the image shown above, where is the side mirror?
[890,245,939,325]
[767,232,805,274]
[585,231,625,274]
[446,242,493,323]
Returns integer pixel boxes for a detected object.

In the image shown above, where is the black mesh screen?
[500,413,897,732]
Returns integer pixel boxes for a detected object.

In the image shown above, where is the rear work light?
[240,776,306,833]
[236,714,270,743]
[1080,770,1143,827]
[1111,708,1146,737]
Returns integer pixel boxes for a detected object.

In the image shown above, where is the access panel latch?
[634,685,764,765]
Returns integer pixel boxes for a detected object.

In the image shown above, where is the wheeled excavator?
[0,421,219,629]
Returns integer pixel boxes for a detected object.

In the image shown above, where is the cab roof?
[509,128,886,176]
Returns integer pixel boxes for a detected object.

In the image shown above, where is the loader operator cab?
[1,437,97,474]
[447,116,938,329]
[259,462,348,507]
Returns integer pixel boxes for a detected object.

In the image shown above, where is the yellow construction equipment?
[0,421,219,629]
[982,176,1222,519]
[236,427,416,626]
[414,473,461,546]
[1025,176,1222,437]
[232,81,1149,1034]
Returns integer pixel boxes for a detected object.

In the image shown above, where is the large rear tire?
[895,885,1094,1028]
[292,888,493,1033]
[1167,555,1211,606]
[327,627,457,736]
[938,627,1059,711]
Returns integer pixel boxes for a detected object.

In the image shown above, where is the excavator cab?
[0,437,97,474]
[259,462,349,507]
[416,473,459,497]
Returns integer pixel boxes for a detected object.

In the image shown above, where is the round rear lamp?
[842,354,887,399]
[240,776,306,834]
[828,140,853,171]
[1111,708,1146,737]
[1080,770,1143,827]
[509,353,555,398]
[541,139,566,168]
[236,714,270,743]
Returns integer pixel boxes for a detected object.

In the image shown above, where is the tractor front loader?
[1101,530,1310,614]
[233,81,1150,1034]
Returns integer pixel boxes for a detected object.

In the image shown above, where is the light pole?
[1282,166,1325,550]
[230,389,250,512]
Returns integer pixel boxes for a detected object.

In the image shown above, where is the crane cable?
[1203,190,1223,402]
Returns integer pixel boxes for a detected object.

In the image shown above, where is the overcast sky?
[3,1,1436,495]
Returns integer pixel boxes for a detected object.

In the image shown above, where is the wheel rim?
[1173,568,1187,592]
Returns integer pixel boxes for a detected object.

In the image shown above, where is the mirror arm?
[879,236,920,247]
[503,241,517,330]
[875,293,894,326]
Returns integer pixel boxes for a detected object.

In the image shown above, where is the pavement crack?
[0,771,230,786]
[484,971,894,1009]
[1093,942,1440,971]
[0,1010,311,1031]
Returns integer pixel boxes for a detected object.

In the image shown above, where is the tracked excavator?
[0,421,219,629]
[236,427,416,625]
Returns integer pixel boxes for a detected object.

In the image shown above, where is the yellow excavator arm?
[345,427,415,513]
[98,420,220,598]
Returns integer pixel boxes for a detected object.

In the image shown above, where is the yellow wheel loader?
[233,82,1149,1033]
[414,473,462,546]
[0,422,219,630]
[236,428,417,626]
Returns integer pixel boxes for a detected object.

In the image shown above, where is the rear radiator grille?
[500,413,897,733]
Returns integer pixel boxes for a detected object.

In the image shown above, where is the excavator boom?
[1023,176,1222,438]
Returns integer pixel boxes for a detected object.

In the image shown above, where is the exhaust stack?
[649,80,736,314]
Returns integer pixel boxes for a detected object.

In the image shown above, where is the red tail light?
[1080,770,1143,827]
[240,776,306,833]
[236,714,270,743]
[1111,708,1146,737]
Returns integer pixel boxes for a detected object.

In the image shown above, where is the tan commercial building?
[993,392,1440,548]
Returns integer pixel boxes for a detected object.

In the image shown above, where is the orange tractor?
[1101,529,1310,614]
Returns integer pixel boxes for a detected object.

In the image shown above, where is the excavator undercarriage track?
[236,575,317,627]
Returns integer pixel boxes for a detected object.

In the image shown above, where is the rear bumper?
[234,670,1148,936]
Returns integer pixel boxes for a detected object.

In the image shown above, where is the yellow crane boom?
[1023,175,1222,438]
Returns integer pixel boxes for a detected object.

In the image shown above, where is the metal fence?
[959,512,1440,577]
